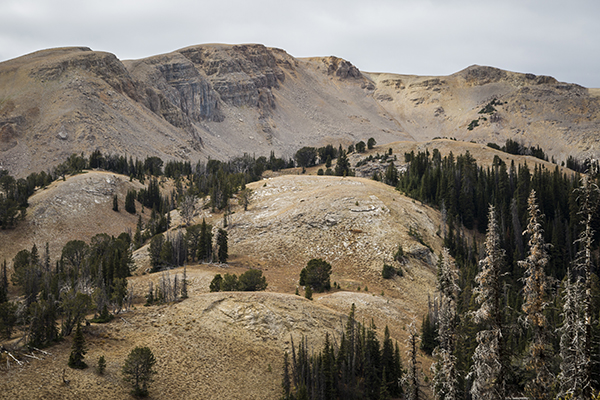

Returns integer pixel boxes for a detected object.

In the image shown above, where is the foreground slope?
[1,173,442,399]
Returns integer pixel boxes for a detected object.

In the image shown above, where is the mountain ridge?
[1,43,599,178]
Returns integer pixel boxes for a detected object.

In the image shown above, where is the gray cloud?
[1,0,599,87]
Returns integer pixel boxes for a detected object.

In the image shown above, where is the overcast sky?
[1,0,599,87]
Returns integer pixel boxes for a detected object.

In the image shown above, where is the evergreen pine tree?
[0,260,8,304]
[518,189,552,399]
[122,346,157,397]
[216,228,228,263]
[405,321,423,400]
[181,265,188,299]
[68,321,87,369]
[112,195,119,212]
[125,190,137,214]
[197,219,213,262]
[470,205,507,400]
[558,174,599,399]
[431,248,459,400]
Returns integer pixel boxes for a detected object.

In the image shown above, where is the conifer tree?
[122,346,157,397]
[216,228,228,263]
[431,248,459,400]
[197,219,213,262]
[181,265,188,299]
[558,267,586,399]
[558,174,599,399]
[470,205,506,400]
[125,190,136,214]
[518,190,552,399]
[68,321,87,369]
[405,321,423,400]
[0,259,8,304]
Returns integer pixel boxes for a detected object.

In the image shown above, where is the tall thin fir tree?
[404,321,423,400]
[518,189,552,399]
[431,247,459,400]
[68,321,87,369]
[558,267,586,399]
[469,204,506,400]
[181,265,188,299]
[558,173,599,399]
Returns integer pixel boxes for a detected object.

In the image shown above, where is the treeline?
[281,304,403,400]
[0,234,134,346]
[0,170,51,228]
[487,138,549,162]
[396,148,600,397]
[397,149,584,280]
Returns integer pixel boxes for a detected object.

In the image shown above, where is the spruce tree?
[0,260,8,304]
[197,219,213,262]
[122,346,157,397]
[470,205,506,400]
[558,174,599,399]
[68,321,87,369]
[216,228,228,263]
[125,190,137,214]
[405,321,423,400]
[181,265,188,299]
[518,190,552,399]
[431,248,459,400]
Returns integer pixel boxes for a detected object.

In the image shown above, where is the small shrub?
[97,355,106,375]
[467,119,480,131]
[305,286,313,300]
[382,264,396,279]
[209,274,223,292]
[90,304,114,323]
[393,244,405,262]
[317,169,324,175]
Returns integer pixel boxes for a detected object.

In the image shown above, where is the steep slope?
[367,65,600,162]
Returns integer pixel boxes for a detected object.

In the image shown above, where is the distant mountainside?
[1,44,599,177]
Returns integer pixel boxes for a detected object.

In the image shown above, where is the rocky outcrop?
[127,44,290,126]
[30,48,141,101]
[321,56,362,79]
[130,54,223,125]
[179,44,286,110]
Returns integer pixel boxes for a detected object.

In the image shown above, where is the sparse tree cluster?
[209,269,267,292]
[282,304,403,400]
